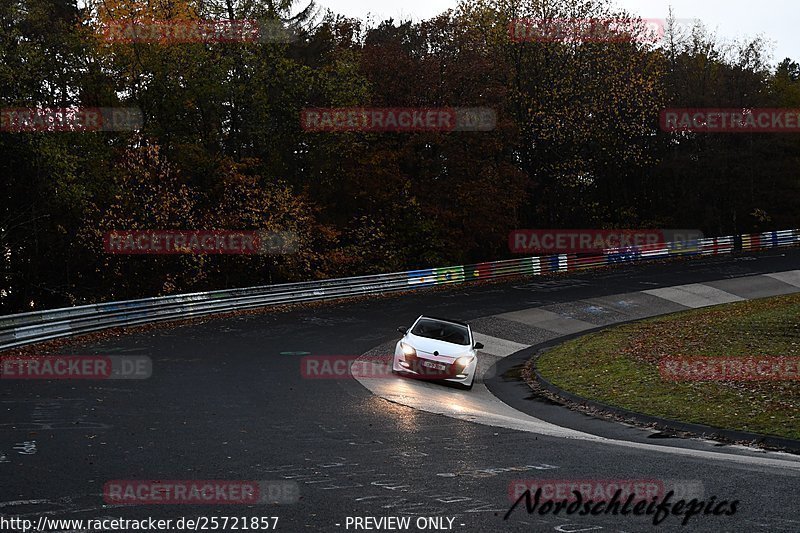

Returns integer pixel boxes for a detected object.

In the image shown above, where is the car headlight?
[401,342,416,357]
[455,356,474,368]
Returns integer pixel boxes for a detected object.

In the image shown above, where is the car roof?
[417,316,470,328]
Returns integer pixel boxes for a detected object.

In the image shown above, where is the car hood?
[406,334,472,357]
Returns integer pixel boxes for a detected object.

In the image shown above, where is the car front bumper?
[392,353,476,385]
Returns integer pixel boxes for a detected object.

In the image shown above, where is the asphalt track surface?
[2,249,800,533]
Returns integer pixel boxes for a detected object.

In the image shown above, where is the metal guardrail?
[1,229,798,352]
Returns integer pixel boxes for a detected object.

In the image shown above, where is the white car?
[392,316,483,390]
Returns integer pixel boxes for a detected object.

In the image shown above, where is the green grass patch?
[536,293,800,440]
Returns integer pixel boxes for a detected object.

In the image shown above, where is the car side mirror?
[474,342,484,350]
[397,327,408,334]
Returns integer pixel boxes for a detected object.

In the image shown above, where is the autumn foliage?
[0,0,798,312]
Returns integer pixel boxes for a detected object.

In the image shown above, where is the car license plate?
[421,360,446,371]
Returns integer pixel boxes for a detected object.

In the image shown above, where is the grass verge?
[535,293,800,440]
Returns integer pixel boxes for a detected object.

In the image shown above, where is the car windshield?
[410,319,470,346]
